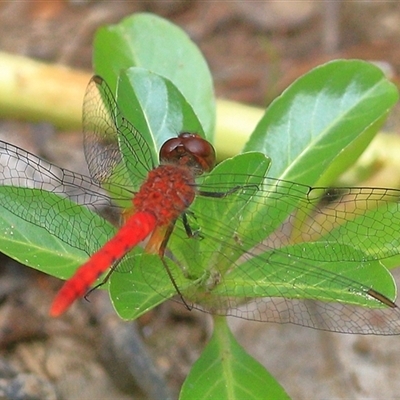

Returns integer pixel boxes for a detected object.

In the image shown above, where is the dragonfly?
[1,75,400,334]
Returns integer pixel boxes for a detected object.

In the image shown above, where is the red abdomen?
[50,211,157,316]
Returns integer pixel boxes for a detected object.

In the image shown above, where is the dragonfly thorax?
[133,164,196,225]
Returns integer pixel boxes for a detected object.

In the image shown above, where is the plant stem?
[0,51,89,130]
[0,51,263,158]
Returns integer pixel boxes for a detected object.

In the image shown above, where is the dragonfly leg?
[156,224,192,311]
[181,212,204,240]
[84,260,121,301]
[197,183,259,198]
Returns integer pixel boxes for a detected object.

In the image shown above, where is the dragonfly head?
[159,132,216,175]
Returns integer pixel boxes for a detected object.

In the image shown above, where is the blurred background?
[0,1,400,399]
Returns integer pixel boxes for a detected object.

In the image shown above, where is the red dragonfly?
[1,75,400,334]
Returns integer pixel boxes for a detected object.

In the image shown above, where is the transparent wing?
[83,75,156,191]
[191,175,400,263]
[0,140,120,253]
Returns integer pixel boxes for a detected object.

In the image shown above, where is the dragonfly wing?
[83,76,156,191]
[165,218,400,334]
[200,295,400,335]
[0,140,119,253]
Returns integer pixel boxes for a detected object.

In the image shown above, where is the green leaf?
[109,252,191,320]
[245,60,399,185]
[180,316,290,400]
[0,186,115,279]
[0,202,86,278]
[94,13,215,137]
[117,68,206,155]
